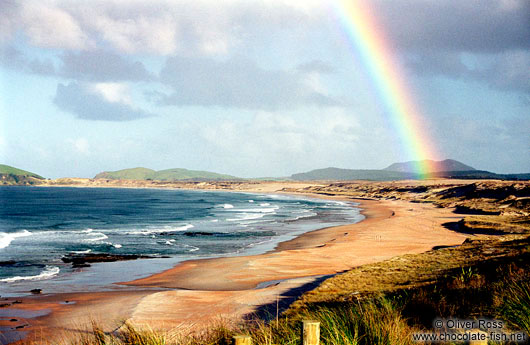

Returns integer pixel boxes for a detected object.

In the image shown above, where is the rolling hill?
[94,167,240,181]
[0,164,44,185]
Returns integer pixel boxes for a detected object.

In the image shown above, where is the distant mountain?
[0,164,44,185]
[290,161,529,181]
[94,167,240,181]
[384,159,475,173]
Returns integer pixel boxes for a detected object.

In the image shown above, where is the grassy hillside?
[153,168,238,181]
[95,167,240,181]
[94,167,155,180]
[0,164,43,178]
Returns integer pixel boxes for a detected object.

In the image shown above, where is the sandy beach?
[1,189,469,344]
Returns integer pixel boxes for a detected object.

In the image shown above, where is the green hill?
[0,164,43,179]
[94,167,155,180]
[95,167,240,181]
[0,164,44,185]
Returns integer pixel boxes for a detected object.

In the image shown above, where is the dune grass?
[27,279,528,345]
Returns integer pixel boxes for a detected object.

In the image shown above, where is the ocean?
[0,186,362,296]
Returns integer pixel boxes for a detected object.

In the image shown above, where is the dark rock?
[10,319,17,322]
[61,253,169,267]
[30,289,42,295]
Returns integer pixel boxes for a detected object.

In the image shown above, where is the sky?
[0,0,529,178]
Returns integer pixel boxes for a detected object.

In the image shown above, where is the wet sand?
[2,195,468,344]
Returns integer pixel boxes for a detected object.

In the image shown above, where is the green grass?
[0,164,43,178]
[43,276,529,345]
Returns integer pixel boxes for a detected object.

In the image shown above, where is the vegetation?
[0,164,43,179]
[94,167,240,181]
[24,236,528,345]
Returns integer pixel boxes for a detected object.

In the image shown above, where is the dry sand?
[2,190,469,343]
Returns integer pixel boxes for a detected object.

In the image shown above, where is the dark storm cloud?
[54,82,154,121]
[374,0,530,95]
[156,56,339,110]
[376,0,530,53]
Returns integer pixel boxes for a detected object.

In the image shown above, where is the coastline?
[0,187,470,344]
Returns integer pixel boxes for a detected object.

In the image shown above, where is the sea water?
[0,186,363,296]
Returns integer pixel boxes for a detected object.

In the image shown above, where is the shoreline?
[1,187,469,344]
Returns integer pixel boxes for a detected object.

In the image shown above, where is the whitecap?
[227,213,268,222]
[0,266,60,283]
[220,204,234,209]
[71,249,92,254]
[127,224,194,235]
[0,230,32,249]
[184,244,200,252]
[249,200,254,203]
[85,232,108,242]
[113,244,122,248]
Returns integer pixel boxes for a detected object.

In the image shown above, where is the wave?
[229,206,279,213]
[183,230,275,238]
[0,265,60,283]
[184,244,200,252]
[127,224,194,235]
[85,232,108,242]
[71,249,92,254]
[226,213,267,221]
[218,204,234,209]
[260,203,271,206]
[0,230,32,249]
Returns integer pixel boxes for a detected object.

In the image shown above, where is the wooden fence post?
[233,335,252,345]
[302,320,320,345]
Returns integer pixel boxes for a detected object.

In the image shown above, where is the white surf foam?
[184,244,200,252]
[0,266,60,283]
[0,230,32,249]
[127,224,194,235]
[85,232,108,242]
[227,213,268,222]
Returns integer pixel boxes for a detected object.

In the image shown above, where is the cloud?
[407,50,530,96]
[375,0,530,53]
[18,1,92,50]
[0,45,56,75]
[59,49,152,81]
[296,60,336,74]
[53,82,154,121]
[67,137,90,155]
[197,110,362,176]
[156,56,339,110]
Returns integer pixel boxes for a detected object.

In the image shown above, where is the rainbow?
[333,0,438,177]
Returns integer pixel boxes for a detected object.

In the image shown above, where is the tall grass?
[240,297,411,345]
[500,280,530,334]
